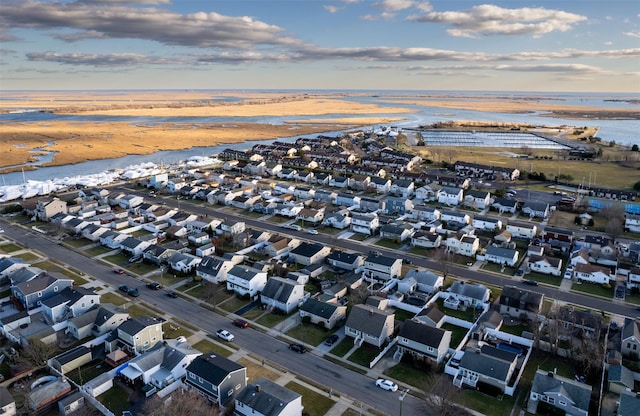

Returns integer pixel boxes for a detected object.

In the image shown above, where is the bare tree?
[601,204,625,241]
[422,374,470,416]
[143,389,220,416]
[434,249,453,281]
[21,339,59,368]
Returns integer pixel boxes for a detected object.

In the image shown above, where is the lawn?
[66,361,109,385]
[84,245,113,256]
[393,308,417,322]
[237,357,280,382]
[500,322,532,337]
[384,362,431,389]
[102,252,130,265]
[374,239,403,250]
[459,389,516,416]
[331,338,354,357]
[287,323,333,346]
[126,303,156,318]
[98,383,131,416]
[285,381,335,416]
[218,295,251,314]
[256,311,291,328]
[347,345,380,368]
[100,292,127,306]
[63,237,92,248]
[0,243,23,253]
[527,272,562,287]
[162,321,194,340]
[441,323,469,348]
[571,282,613,298]
[435,298,476,322]
[349,233,368,242]
[192,339,233,357]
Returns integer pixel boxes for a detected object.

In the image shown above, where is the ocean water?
[1,89,638,186]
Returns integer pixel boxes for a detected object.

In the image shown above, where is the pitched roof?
[235,377,301,416]
[531,369,592,411]
[499,286,543,312]
[345,304,393,335]
[261,277,299,303]
[622,318,640,341]
[118,316,162,336]
[399,320,447,348]
[186,354,244,386]
[459,348,512,382]
[299,298,339,319]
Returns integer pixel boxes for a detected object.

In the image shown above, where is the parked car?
[113,269,125,275]
[288,343,307,354]
[324,334,339,346]
[166,291,178,298]
[232,319,249,328]
[127,288,140,297]
[523,279,538,286]
[369,250,382,256]
[128,254,142,263]
[375,379,398,392]
[147,282,161,290]
[306,229,319,235]
[119,285,130,293]
[216,329,235,342]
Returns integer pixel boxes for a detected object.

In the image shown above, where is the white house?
[438,187,464,206]
[505,222,537,239]
[527,255,562,276]
[364,255,403,281]
[226,265,268,298]
[573,263,612,284]
[260,276,306,314]
[485,245,519,267]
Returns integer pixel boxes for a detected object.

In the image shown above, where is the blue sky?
[1,0,639,92]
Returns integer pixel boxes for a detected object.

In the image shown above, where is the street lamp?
[399,388,409,416]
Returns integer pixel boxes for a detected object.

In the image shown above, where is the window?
[548,397,555,404]
[559,400,567,406]
[38,291,43,297]
[198,377,203,383]
[54,286,58,292]
[236,384,241,390]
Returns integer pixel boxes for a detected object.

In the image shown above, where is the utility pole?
[399,388,409,416]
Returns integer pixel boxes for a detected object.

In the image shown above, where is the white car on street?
[375,378,398,392]
[216,329,235,342]
[307,229,318,235]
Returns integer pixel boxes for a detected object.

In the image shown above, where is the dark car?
[324,334,339,346]
[127,288,140,297]
[166,291,178,298]
[233,319,249,328]
[119,285,130,293]
[147,282,161,290]
[523,279,538,286]
[289,343,307,354]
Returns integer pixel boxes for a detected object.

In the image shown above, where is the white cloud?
[407,4,587,37]
[625,31,640,38]
[374,0,415,12]
[324,5,340,13]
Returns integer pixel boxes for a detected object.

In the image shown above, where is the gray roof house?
[326,250,363,271]
[527,369,592,416]
[484,245,519,267]
[498,286,544,321]
[445,281,490,309]
[185,354,247,407]
[112,316,164,355]
[344,303,395,348]
[260,276,305,314]
[364,254,403,281]
[12,274,74,311]
[40,286,100,324]
[396,320,451,364]
[226,265,268,299]
[235,377,303,416]
[298,298,347,330]
[287,242,331,266]
[454,344,518,394]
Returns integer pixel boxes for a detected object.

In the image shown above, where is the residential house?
[299,298,347,330]
[445,281,490,310]
[167,252,202,274]
[484,245,519,267]
[119,339,201,390]
[185,354,247,407]
[412,205,441,222]
[113,316,164,355]
[364,255,403,281]
[385,196,413,215]
[625,213,640,233]
[492,197,518,214]
[472,216,502,231]
[617,389,640,416]
[573,263,612,284]
[414,305,446,328]
[437,187,464,206]
[358,197,384,213]
[527,369,591,416]
[569,250,590,268]
[0,257,29,285]
[40,287,100,324]
[235,378,303,416]
[498,286,543,321]
[226,265,268,299]
[464,190,491,210]
[380,222,415,242]
[66,303,128,340]
[0,386,15,416]
[8,266,46,285]
[119,236,153,257]
[400,270,443,295]
[326,251,363,271]
[143,244,179,265]
[414,184,441,202]
[527,255,562,276]
[196,255,242,284]
[350,212,379,235]
[35,197,67,221]
[296,208,324,226]
[556,307,603,339]
[260,277,305,314]
[543,227,574,253]
[411,231,442,249]
[322,211,351,229]
[396,320,451,365]
[370,177,392,194]
[505,222,537,239]
[522,201,550,219]
[391,179,415,198]
[12,274,74,311]
[344,303,395,348]
[453,345,518,394]
[621,318,640,358]
[627,266,640,290]
[287,242,331,266]
[440,210,471,225]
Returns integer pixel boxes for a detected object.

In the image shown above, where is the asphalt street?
[1,221,427,416]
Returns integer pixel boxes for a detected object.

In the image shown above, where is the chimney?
[256,385,261,392]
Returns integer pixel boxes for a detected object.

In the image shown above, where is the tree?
[422,374,470,416]
[600,204,626,240]
[143,389,220,416]
[632,144,639,152]
[634,181,640,191]
[20,339,59,369]
[434,249,453,280]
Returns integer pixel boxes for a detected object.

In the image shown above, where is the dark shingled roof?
[531,369,592,411]
[299,298,339,319]
[235,377,301,416]
[399,320,447,348]
[186,354,244,386]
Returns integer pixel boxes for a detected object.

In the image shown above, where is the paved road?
[157,197,640,319]
[1,221,427,416]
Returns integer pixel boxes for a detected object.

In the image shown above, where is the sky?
[1,0,639,92]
